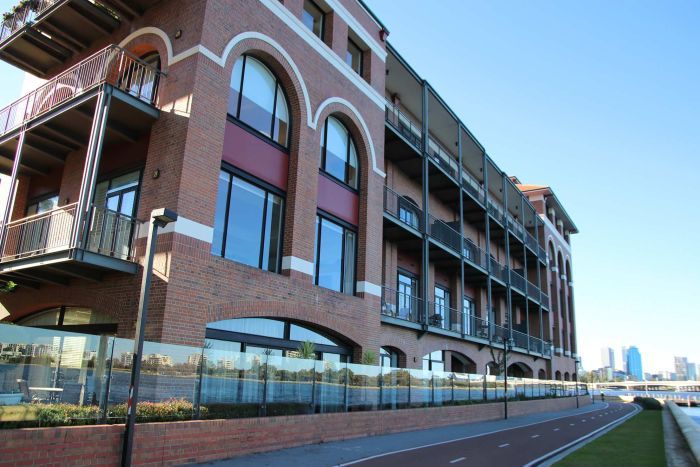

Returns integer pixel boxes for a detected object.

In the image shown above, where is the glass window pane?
[228,57,244,117]
[316,217,343,292]
[302,0,324,38]
[225,176,266,267]
[238,57,276,138]
[273,85,289,147]
[208,318,285,338]
[118,191,135,216]
[289,324,336,346]
[261,193,284,272]
[108,171,140,192]
[246,346,283,357]
[212,171,230,256]
[343,229,355,294]
[346,40,362,74]
[16,308,60,326]
[322,117,349,183]
[93,181,109,210]
[347,141,358,188]
[62,308,114,325]
[36,196,59,213]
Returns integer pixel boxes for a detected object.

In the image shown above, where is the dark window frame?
[313,210,357,295]
[25,192,60,216]
[214,165,286,273]
[302,0,325,40]
[346,37,363,76]
[228,54,292,150]
[320,116,360,190]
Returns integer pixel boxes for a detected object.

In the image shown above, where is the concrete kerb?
[667,401,700,464]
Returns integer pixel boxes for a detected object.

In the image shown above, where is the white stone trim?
[560,274,567,281]
[555,347,564,355]
[568,281,574,287]
[312,97,385,177]
[136,215,213,243]
[356,281,381,297]
[119,27,174,64]
[324,0,387,60]
[550,266,558,273]
[281,256,314,275]
[259,0,385,109]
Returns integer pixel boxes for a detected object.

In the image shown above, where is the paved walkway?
[198,400,637,467]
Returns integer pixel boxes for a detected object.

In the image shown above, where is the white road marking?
[498,443,510,448]
[553,428,560,432]
[570,423,575,426]
[449,457,466,464]
[531,434,540,439]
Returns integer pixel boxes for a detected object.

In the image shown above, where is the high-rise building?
[674,356,689,380]
[601,347,615,370]
[621,346,628,373]
[626,346,643,380]
[687,362,697,381]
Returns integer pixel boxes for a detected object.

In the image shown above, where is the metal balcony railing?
[486,195,504,224]
[538,245,547,262]
[489,256,508,283]
[510,270,526,292]
[506,213,524,240]
[512,329,529,350]
[428,300,462,333]
[383,186,423,232]
[525,231,538,251]
[428,214,461,254]
[385,99,422,151]
[381,286,423,324]
[461,170,486,204]
[0,203,142,263]
[526,280,540,301]
[0,0,60,43]
[463,238,488,270]
[540,291,550,307]
[1,203,77,261]
[427,135,458,179]
[0,44,163,136]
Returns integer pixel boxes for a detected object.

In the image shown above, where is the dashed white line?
[449,457,466,464]
[531,434,540,439]
[570,423,575,426]
[553,428,560,432]
[498,443,510,448]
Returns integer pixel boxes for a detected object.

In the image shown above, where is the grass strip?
[556,409,665,466]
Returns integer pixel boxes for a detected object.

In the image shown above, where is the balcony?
[489,256,508,283]
[510,269,526,293]
[462,238,488,271]
[0,204,143,284]
[428,214,461,254]
[426,135,459,181]
[486,195,505,225]
[526,279,541,302]
[381,286,424,325]
[461,168,485,205]
[0,44,161,178]
[506,212,524,241]
[385,99,422,153]
[0,0,160,76]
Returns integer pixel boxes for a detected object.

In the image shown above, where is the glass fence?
[0,324,587,428]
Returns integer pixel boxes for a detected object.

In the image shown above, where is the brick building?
[0,0,578,380]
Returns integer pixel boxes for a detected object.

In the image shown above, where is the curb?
[667,401,700,464]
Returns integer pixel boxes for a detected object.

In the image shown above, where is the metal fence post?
[343,363,349,412]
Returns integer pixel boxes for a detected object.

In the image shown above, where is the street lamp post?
[504,337,513,419]
[575,358,580,408]
[121,208,178,467]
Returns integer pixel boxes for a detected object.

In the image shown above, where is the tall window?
[320,116,358,189]
[302,0,324,39]
[346,38,363,75]
[398,196,419,229]
[397,271,418,321]
[433,285,450,328]
[229,55,290,147]
[422,350,444,372]
[463,296,475,336]
[212,169,284,272]
[380,347,399,368]
[314,215,355,295]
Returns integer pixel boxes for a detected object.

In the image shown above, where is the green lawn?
[556,409,666,467]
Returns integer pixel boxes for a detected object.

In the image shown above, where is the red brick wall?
[0,397,590,466]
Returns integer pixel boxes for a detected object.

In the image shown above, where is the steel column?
[421,81,430,327]
[0,129,26,255]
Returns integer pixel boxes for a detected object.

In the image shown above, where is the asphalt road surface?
[340,402,638,467]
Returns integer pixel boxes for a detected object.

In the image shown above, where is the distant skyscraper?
[601,347,615,369]
[621,346,629,373]
[626,346,643,380]
[674,356,689,380]
[688,363,697,381]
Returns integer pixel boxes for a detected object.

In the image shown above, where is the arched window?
[205,317,351,362]
[229,55,290,148]
[320,116,358,189]
[16,306,117,335]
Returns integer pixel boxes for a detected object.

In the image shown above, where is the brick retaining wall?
[0,396,590,466]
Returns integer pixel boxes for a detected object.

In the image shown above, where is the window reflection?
[314,216,355,295]
[320,116,358,189]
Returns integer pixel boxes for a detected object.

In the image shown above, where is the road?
[341,402,638,467]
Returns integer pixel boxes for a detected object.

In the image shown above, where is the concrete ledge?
[667,401,700,464]
[0,397,589,466]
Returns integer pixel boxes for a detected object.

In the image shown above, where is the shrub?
[633,396,662,410]
[108,398,203,422]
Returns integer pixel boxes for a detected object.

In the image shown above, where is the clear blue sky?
[0,0,698,374]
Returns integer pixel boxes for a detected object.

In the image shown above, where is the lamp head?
[152,208,178,226]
